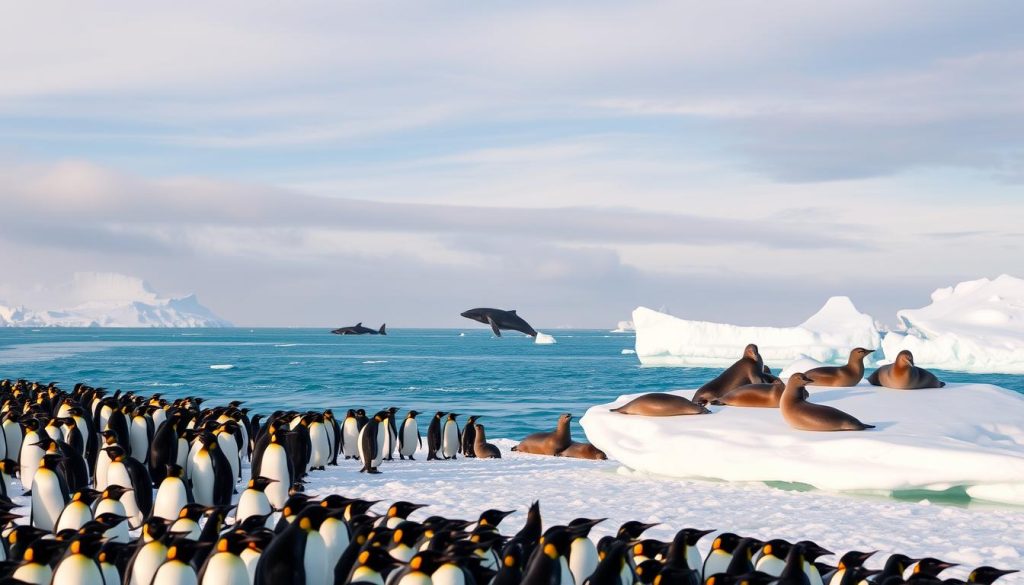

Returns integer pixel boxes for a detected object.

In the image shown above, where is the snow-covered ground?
[882,275,1024,373]
[0,272,230,327]
[581,383,1024,505]
[633,296,881,367]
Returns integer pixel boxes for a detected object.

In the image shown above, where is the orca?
[460,308,537,337]
[331,323,386,335]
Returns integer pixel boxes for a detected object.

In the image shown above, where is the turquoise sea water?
[0,328,1021,440]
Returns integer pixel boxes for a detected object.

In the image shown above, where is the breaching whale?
[460,308,537,337]
[331,323,386,335]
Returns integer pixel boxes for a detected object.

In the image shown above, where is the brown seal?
[559,441,607,460]
[868,350,944,389]
[804,348,875,387]
[610,393,710,416]
[780,373,874,431]
[692,344,770,405]
[710,379,794,408]
[512,413,572,455]
[472,424,502,459]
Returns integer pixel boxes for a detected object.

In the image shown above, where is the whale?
[331,322,386,335]
[460,308,538,337]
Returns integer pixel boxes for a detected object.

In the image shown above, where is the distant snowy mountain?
[0,273,231,327]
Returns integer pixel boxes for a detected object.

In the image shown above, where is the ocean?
[1,327,1021,440]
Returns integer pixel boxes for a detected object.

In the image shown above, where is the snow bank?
[633,296,880,367]
[882,275,1024,373]
[535,332,557,344]
[581,383,1024,505]
[0,272,231,327]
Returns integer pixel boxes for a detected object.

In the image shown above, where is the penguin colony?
[0,377,1016,585]
[616,346,946,432]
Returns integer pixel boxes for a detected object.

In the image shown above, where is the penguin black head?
[98,540,133,567]
[915,558,959,578]
[102,445,127,461]
[38,452,67,469]
[0,459,20,476]
[539,526,575,558]
[22,537,67,565]
[289,481,306,496]
[93,513,131,530]
[164,464,187,479]
[166,537,212,564]
[635,559,663,584]
[141,517,173,541]
[433,411,446,419]
[617,520,659,540]
[795,540,833,561]
[235,513,275,533]
[708,532,742,554]
[319,494,353,511]
[357,547,398,572]
[387,407,399,414]
[102,485,134,500]
[67,533,105,557]
[346,498,381,517]
[759,539,792,560]
[345,409,356,417]
[479,509,516,528]
[247,476,278,491]
[214,530,253,555]
[407,550,447,575]
[837,550,877,570]
[70,488,102,506]
[633,539,668,561]
[387,501,428,520]
[969,567,1020,585]
[392,521,427,548]
[179,503,209,521]
[447,413,460,420]
[280,494,314,519]
[295,505,331,532]
[407,410,420,418]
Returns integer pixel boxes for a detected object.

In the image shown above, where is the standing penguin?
[151,538,210,585]
[190,434,234,506]
[383,407,399,461]
[341,410,360,460]
[103,445,154,529]
[255,432,292,509]
[568,517,605,585]
[442,413,461,460]
[398,410,422,460]
[153,464,194,521]
[30,452,70,531]
[198,531,252,585]
[236,476,276,528]
[93,486,133,542]
[18,417,45,493]
[51,534,106,585]
[307,414,332,470]
[254,505,330,585]
[460,415,480,457]
[54,487,100,532]
[358,412,385,474]
[426,411,445,461]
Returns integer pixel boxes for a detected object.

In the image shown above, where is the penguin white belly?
[19,432,44,489]
[129,542,168,585]
[101,562,120,585]
[95,498,130,542]
[152,562,198,585]
[185,440,202,478]
[129,419,149,462]
[432,564,465,585]
[619,561,633,585]
[170,517,202,540]
[323,419,336,460]
[321,516,350,568]
[373,426,386,466]
[390,544,416,563]
[309,423,330,468]
[442,424,458,458]
[702,550,733,580]
[241,548,261,584]
[153,476,189,520]
[12,563,51,585]
[570,538,599,585]
[53,555,104,585]
[176,437,190,468]
[260,444,291,508]
[190,450,215,506]
[94,450,113,491]
[828,570,846,585]
[199,553,249,585]
[559,557,574,585]
[30,469,65,531]
[217,433,241,482]
[400,422,418,457]
[342,420,359,458]
[55,500,93,532]
[398,573,433,585]
[687,546,703,577]
[2,421,21,460]
[152,408,167,430]
[383,423,395,457]
[107,462,144,527]
[303,531,329,585]
[236,488,273,526]
[756,556,786,577]
[353,567,385,585]
[806,562,824,585]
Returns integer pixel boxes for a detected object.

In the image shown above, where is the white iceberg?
[881,275,1024,373]
[534,332,557,344]
[633,296,880,367]
[0,272,231,328]
[581,383,1024,505]
[611,320,635,333]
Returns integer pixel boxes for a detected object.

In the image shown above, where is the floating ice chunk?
[581,382,1024,505]
[881,275,1024,373]
[611,321,635,333]
[621,349,636,355]
[535,332,557,344]
[633,296,880,367]
[209,364,234,370]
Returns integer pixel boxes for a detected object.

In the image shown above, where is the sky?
[1,1,1022,328]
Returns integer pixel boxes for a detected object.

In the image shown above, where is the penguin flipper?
[487,316,502,337]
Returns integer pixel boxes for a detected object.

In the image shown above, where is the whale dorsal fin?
[355,322,362,327]
[508,310,517,315]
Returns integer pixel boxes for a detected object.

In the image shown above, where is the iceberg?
[0,272,231,328]
[611,320,635,333]
[581,383,1024,505]
[881,275,1024,373]
[633,296,880,367]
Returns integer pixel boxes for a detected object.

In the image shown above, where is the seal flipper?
[487,316,502,337]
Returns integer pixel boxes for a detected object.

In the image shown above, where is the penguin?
[665,527,715,577]
[307,414,332,470]
[426,411,445,461]
[215,421,243,484]
[103,445,153,528]
[236,476,276,528]
[585,540,631,585]
[170,503,208,540]
[520,526,576,585]
[54,487,100,532]
[755,540,792,576]
[51,534,106,585]
[0,458,17,498]
[398,410,422,460]
[18,418,45,493]
[827,551,876,585]
[254,505,330,585]
[189,434,233,506]
[198,531,252,585]
[389,520,426,563]
[93,430,120,491]
[128,406,154,463]
[348,547,397,585]
[29,452,70,532]
[393,550,447,585]
[99,540,130,585]
[341,409,361,460]
[441,413,461,460]
[568,517,605,585]
[151,538,209,585]
[460,415,480,458]
[703,533,742,580]
[93,486,132,542]
[383,407,399,461]
[153,464,194,520]
[256,432,292,509]
[12,538,66,585]
[323,409,340,465]
[359,412,385,474]
[317,502,351,571]
[968,568,1020,585]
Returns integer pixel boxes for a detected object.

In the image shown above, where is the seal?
[692,344,769,405]
[512,413,572,455]
[780,373,874,431]
[710,379,792,408]
[558,442,607,460]
[868,350,945,389]
[803,348,874,387]
[610,393,710,416]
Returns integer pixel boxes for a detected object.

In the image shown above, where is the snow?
[535,332,557,344]
[580,383,1024,506]
[881,275,1024,373]
[633,296,880,367]
[0,272,230,327]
